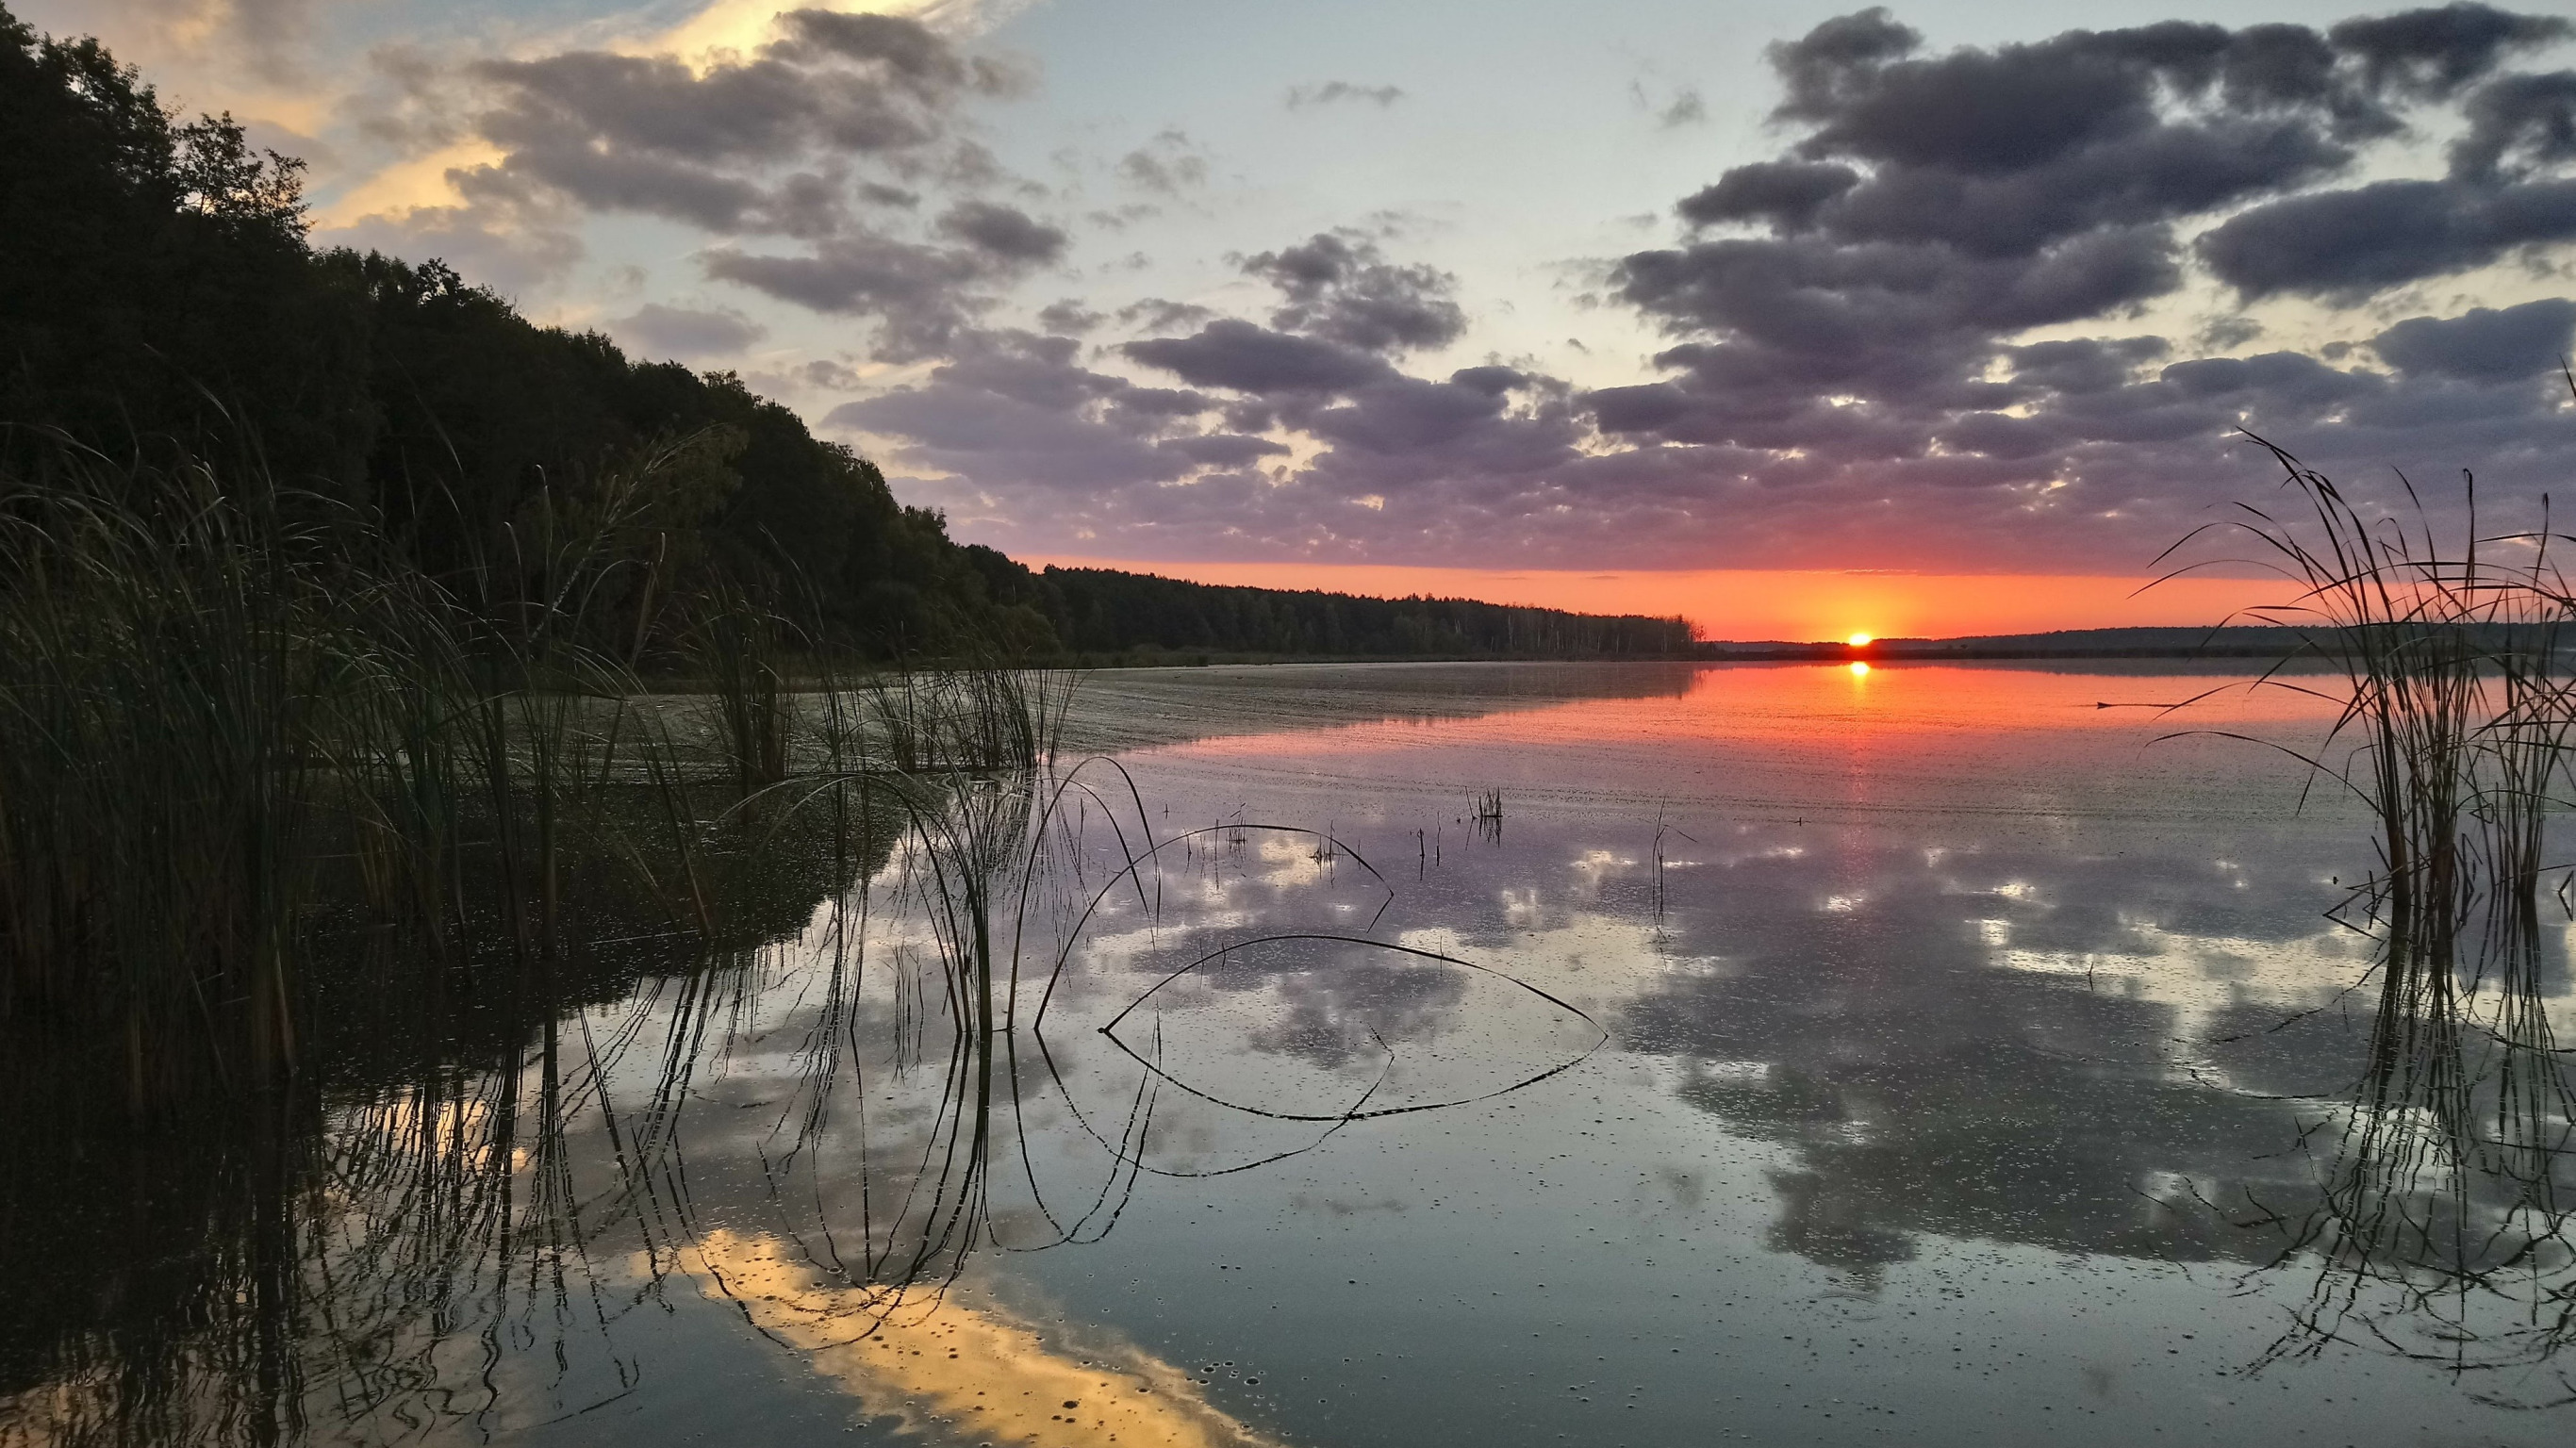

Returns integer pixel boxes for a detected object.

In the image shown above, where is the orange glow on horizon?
[1160,661,2347,767]
[1016,555,2294,641]
[1847,633,1874,647]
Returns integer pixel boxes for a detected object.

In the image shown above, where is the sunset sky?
[31,0,2576,637]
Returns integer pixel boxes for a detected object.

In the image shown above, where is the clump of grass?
[2163,434,2576,1376]
[685,579,794,797]
[0,438,1080,1106]
[0,441,1105,1439]
[0,453,346,1096]
[859,664,1073,775]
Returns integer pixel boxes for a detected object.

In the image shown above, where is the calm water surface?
[9,661,2573,1447]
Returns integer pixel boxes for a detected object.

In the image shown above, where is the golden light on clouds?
[316,1,1013,233]
[313,141,505,228]
[649,0,997,66]
[681,1230,1292,1448]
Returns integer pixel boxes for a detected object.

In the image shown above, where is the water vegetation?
[2164,436,2576,1388]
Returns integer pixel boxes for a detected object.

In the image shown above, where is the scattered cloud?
[1238,231,1467,354]
[609,302,768,360]
[1115,127,1209,193]
[454,10,1018,238]
[864,7,2576,569]
[1036,299,1103,335]
[1560,5,2576,568]
[317,198,583,294]
[704,227,1044,358]
[2370,297,2576,380]
[933,199,1068,262]
[1285,80,1406,110]
[1632,78,1708,128]
[1114,296,1217,333]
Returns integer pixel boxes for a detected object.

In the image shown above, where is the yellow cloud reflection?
[683,1230,1292,1448]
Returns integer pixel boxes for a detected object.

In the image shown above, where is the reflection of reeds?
[2165,436,2576,1390]
[0,445,692,1098]
[0,495,1593,1446]
[0,441,1100,1441]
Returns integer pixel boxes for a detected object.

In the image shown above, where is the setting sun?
[1847,633,1874,647]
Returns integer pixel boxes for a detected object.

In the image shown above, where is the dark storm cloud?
[1304,374,1542,454]
[1618,228,2181,363]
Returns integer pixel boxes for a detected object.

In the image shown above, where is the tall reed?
[0,454,343,1097]
[0,432,1109,1442]
[2168,436,2576,1377]
[0,437,824,1102]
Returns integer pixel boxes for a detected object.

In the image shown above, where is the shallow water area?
[7,660,2571,1447]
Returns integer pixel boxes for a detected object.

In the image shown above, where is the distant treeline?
[0,5,1682,664]
[1696,624,2576,661]
[1032,567,1690,659]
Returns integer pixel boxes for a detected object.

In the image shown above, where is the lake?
[7,660,2571,1447]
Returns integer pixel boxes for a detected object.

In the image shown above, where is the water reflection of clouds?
[1614,822,2386,1268]
[480,666,2576,1434]
[52,663,2574,1448]
[1111,664,2439,1284]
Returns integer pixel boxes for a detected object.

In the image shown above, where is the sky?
[27,0,2576,638]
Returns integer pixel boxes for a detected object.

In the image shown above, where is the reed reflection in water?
[15,645,2576,1445]
[0,737,1601,1447]
[2133,448,2576,1397]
